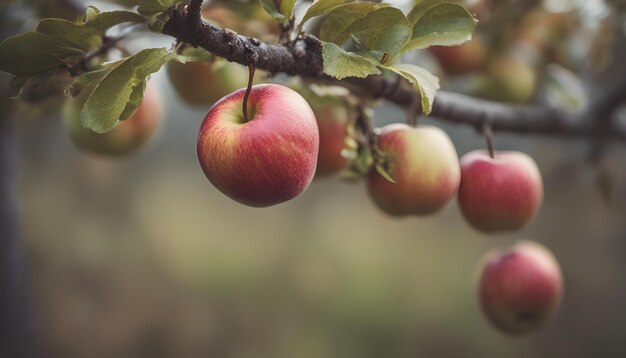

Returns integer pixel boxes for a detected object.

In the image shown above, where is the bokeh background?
[5,0,626,357]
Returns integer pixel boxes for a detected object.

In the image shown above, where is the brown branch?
[161,6,626,141]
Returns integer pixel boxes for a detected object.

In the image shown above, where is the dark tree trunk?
[0,113,39,357]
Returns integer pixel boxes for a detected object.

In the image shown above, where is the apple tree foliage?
[0,0,476,132]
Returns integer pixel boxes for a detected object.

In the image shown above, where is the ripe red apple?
[64,84,162,156]
[458,150,543,232]
[312,100,351,177]
[478,241,563,334]
[197,84,319,207]
[167,59,249,106]
[366,124,460,216]
[429,36,487,75]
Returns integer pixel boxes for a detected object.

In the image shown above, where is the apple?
[478,241,563,334]
[476,55,537,104]
[312,100,351,177]
[64,84,162,156]
[167,59,250,106]
[428,36,487,75]
[366,124,461,216]
[458,150,543,232]
[197,84,319,207]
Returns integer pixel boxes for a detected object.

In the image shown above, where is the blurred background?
[4,0,626,357]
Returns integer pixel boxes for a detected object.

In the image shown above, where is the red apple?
[367,124,461,216]
[313,100,351,177]
[167,59,250,106]
[478,241,563,334]
[458,150,543,232]
[64,84,162,156]
[197,84,319,207]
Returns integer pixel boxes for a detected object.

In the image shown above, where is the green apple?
[476,55,537,104]
[166,59,250,107]
[367,124,461,216]
[64,84,162,156]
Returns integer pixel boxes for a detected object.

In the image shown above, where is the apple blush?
[197,84,319,207]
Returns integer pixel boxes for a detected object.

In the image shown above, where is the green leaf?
[81,48,173,133]
[81,6,101,24]
[0,32,83,76]
[407,0,448,24]
[322,42,381,80]
[404,3,477,51]
[70,60,124,95]
[85,10,146,34]
[348,7,412,61]
[385,63,439,114]
[374,160,397,183]
[300,0,355,29]
[119,80,147,121]
[36,18,102,52]
[259,0,295,26]
[319,2,387,45]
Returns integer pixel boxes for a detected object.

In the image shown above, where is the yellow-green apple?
[367,124,461,216]
[312,100,351,177]
[478,241,563,334]
[197,84,319,207]
[167,59,249,106]
[64,84,162,156]
[477,55,537,104]
[458,150,543,232]
[429,36,488,75]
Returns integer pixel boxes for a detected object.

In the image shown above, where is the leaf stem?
[242,65,256,123]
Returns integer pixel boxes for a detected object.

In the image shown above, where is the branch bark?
[161,6,626,141]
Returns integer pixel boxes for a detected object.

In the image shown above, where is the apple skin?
[366,124,461,216]
[313,101,350,177]
[197,84,319,207]
[458,150,543,232]
[167,59,249,106]
[478,241,563,334]
[429,37,488,75]
[64,84,162,156]
[477,55,537,104]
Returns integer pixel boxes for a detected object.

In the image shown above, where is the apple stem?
[482,123,495,159]
[242,65,256,123]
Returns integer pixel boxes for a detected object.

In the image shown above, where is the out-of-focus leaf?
[259,0,295,25]
[85,10,146,34]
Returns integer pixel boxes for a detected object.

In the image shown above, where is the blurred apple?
[429,36,488,75]
[478,241,563,334]
[476,55,537,103]
[312,99,351,177]
[167,59,250,106]
[458,150,543,232]
[197,84,319,207]
[64,84,162,156]
[367,124,460,216]
[202,1,279,40]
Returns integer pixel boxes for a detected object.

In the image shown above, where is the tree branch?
[161,6,626,141]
